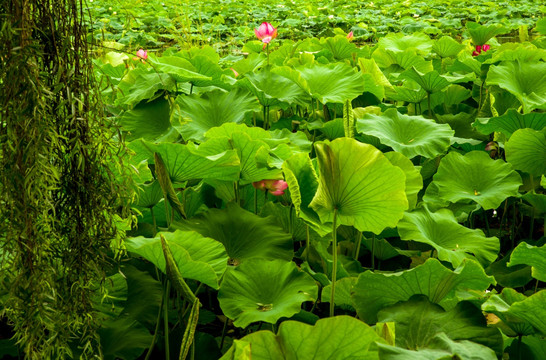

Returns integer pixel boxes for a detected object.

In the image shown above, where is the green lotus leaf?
[321,277,357,310]
[388,86,428,103]
[397,207,499,267]
[436,112,486,140]
[505,128,546,176]
[151,56,212,85]
[485,253,533,288]
[508,242,546,282]
[485,43,546,64]
[373,49,433,79]
[321,35,360,60]
[352,258,494,323]
[136,180,163,209]
[296,62,365,104]
[384,152,423,210]
[310,138,408,233]
[282,153,331,236]
[181,54,232,89]
[198,130,282,184]
[174,88,259,142]
[220,316,382,359]
[116,70,177,106]
[218,259,317,328]
[173,203,293,265]
[377,32,433,54]
[506,335,546,360]
[485,61,546,113]
[358,58,395,94]
[433,85,472,108]
[126,230,228,289]
[377,295,503,355]
[120,96,171,141]
[466,22,507,46]
[128,139,240,185]
[377,333,497,360]
[205,122,270,141]
[238,66,311,107]
[509,290,546,336]
[481,288,537,336]
[356,109,454,159]
[473,110,546,138]
[432,151,522,210]
[432,36,466,58]
[402,67,451,94]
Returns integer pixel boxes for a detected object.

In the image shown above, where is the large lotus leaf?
[173,203,293,265]
[485,61,546,113]
[397,207,499,267]
[321,277,357,310]
[127,139,240,185]
[356,109,454,159]
[218,259,317,328]
[377,333,497,360]
[481,288,537,336]
[309,138,408,234]
[125,230,228,289]
[174,88,259,142]
[508,242,546,282]
[466,22,507,46]
[358,58,395,94]
[473,110,546,139]
[135,180,163,209]
[321,35,360,60]
[432,151,522,210]
[384,152,423,210]
[402,67,451,94]
[505,128,546,176]
[99,316,152,360]
[377,295,503,355]
[296,63,365,104]
[120,96,171,141]
[509,290,546,336]
[116,70,177,106]
[197,131,281,184]
[282,153,331,236]
[182,54,232,89]
[220,316,382,360]
[377,32,433,54]
[352,258,495,323]
[484,43,546,64]
[485,253,533,288]
[205,122,270,141]
[432,36,466,58]
[238,67,310,107]
[388,86,428,103]
[151,56,212,84]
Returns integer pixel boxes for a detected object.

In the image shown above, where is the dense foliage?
[1,0,546,358]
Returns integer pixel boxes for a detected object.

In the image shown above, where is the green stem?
[150,207,157,236]
[144,286,165,360]
[306,224,310,263]
[483,210,490,237]
[254,187,258,215]
[498,199,509,239]
[219,317,229,351]
[164,281,171,360]
[371,234,375,270]
[329,208,338,317]
[266,43,270,66]
[354,231,362,260]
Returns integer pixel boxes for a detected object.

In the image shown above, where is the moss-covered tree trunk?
[0,1,132,358]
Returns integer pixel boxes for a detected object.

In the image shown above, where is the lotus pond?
[32,0,546,359]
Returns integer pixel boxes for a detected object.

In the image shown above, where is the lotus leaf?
[296,62,365,104]
[397,207,499,267]
[352,258,495,323]
[377,295,503,355]
[466,22,507,46]
[173,203,293,265]
[356,109,454,159]
[218,259,317,328]
[485,61,546,113]
[384,152,423,210]
[432,36,466,58]
[120,97,171,141]
[508,242,546,282]
[174,88,260,142]
[505,128,546,176]
[220,316,382,359]
[481,288,537,336]
[310,138,408,234]
[402,67,451,94]
[126,230,228,289]
[473,110,546,138]
[432,151,522,209]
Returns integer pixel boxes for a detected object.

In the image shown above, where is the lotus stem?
[371,234,375,270]
[306,224,310,263]
[164,281,171,360]
[254,187,258,214]
[219,317,229,351]
[330,208,338,317]
[144,286,165,360]
[354,231,362,260]
[483,210,490,237]
[151,207,157,236]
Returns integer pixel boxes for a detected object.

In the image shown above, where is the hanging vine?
[0,0,133,358]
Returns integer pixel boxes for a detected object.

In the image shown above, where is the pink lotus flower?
[347,31,354,40]
[254,22,278,48]
[252,179,288,196]
[135,49,148,61]
[472,44,491,57]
